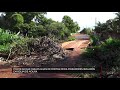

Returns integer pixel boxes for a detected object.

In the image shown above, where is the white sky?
[45,12,117,31]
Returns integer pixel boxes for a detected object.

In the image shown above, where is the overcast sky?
[45,12,117,31]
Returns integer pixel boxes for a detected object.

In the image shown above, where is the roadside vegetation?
[0,12,80,60]
[79,12,120,78]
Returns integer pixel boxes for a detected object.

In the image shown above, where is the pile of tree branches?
[10,36,66,67]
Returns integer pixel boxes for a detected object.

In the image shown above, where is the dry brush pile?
[9,36,67,67]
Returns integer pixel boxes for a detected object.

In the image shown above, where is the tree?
[0,12,72,40]
[62,15,80,33]
[94,12,120,34]
[18,12,46,23]
[80,28,92,35]
[10,13,24,25]
[46,21,69,40]
[35,15,55,26]
[0,12,47,36]
[93,12,120,41]
[0,12,46,29]
[10,13,24,33]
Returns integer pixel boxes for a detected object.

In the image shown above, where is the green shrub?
[0,44,11,53]
[67,36,76,41]
[89,34,100,46]
[84,37,120,68]
[0,28,24,54]
[10,37,30,56]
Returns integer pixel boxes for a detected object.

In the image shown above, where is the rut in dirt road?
[61,40,90,67]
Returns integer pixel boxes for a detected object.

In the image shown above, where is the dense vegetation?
[85,37,120,67]
[83,12,120,73]
[0,28,20,53]
[0,28,30,60]
[0,12,80,58]
[0,12,80,40]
